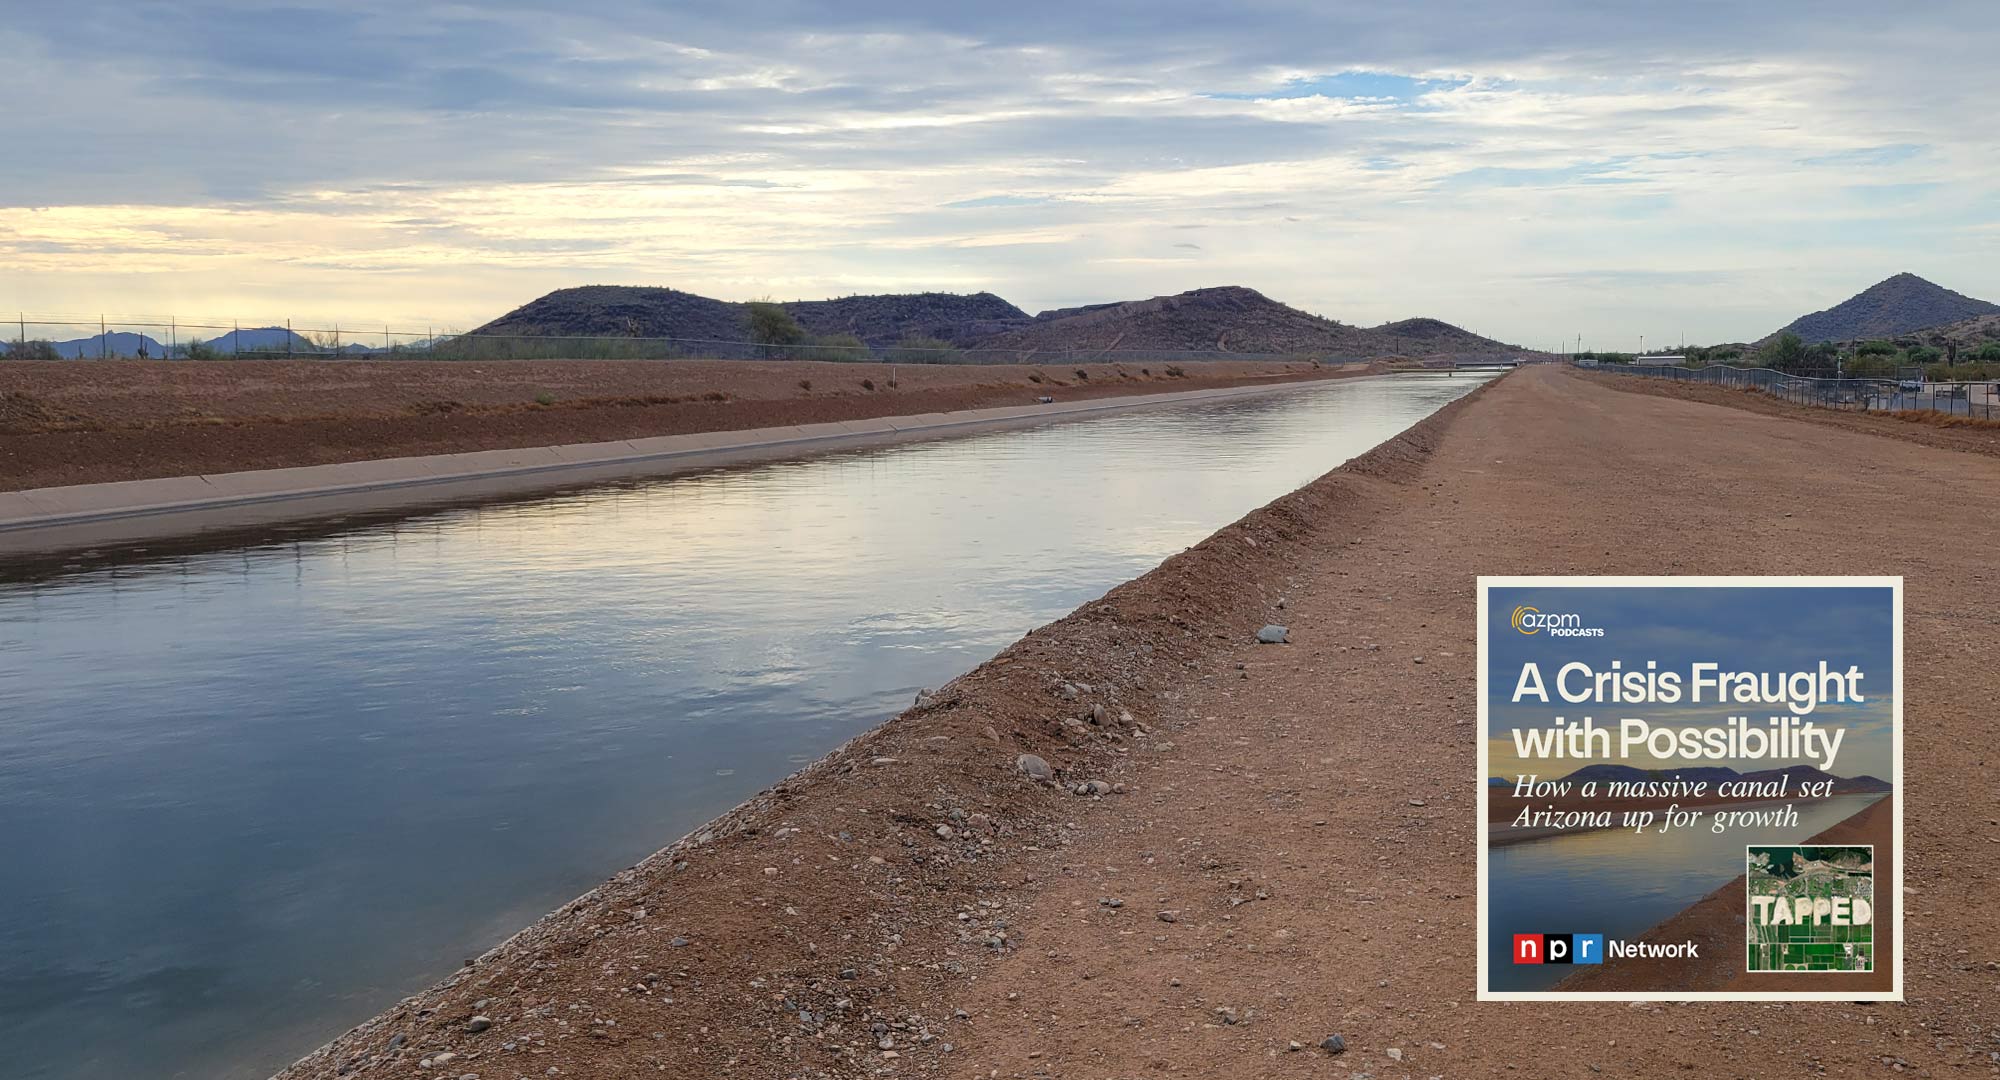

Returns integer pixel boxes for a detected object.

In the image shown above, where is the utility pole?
[100,315,107,360]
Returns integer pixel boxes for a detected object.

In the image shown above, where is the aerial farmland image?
[2,2,1996,1078]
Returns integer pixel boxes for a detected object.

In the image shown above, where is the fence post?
[100,315,107,360]
[287,319,292,359]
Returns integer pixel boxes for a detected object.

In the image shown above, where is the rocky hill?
[1906,311,2000,348]
[971,286,1512,357]
[471,286,1026,347]
[470,283,1518,357]
[1768,273,2000,343]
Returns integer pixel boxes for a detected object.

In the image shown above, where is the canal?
[0,371,1495,1078]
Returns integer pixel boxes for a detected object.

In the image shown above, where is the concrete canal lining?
[0,376,1372,553]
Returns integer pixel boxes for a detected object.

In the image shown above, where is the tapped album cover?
[1477,577,1901,1001]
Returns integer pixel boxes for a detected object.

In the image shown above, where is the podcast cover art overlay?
[1476,577,1901,1001]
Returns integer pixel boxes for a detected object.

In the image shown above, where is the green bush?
[184,339,220,361]
[1924,360,2000,382]
[1843,352,1897,377]
[1757,332,1808,372]
[1905,345,1943,365]
[743,302,807,347]
[884,336,955,364]
[1855,339,1898,356]
[796,332,869,361]
[1972,342,2000,363]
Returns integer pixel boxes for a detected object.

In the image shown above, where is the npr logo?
[1512,933,1604,965]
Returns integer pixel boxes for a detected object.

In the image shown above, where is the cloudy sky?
[4,1,1996,346]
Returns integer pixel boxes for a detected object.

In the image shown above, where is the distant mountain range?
[471,283,1522,357]
[16,326,373,359]
[1766,272,2000,344]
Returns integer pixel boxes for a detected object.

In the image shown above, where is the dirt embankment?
[0,357,1360,491]
[1582,368,2000,458]
[281,366,1997,1079]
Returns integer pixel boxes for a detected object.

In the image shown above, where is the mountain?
[193,327,319,353]
[471,283,1520,357]
[968,286,1514,357]
[793,292,1029,345]
[38,332,167,359]
[1904,311,2000,349]
[471,286,1028,347]
[1768,273,2000,344]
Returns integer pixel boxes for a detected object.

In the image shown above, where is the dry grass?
[1886,409,2000,429]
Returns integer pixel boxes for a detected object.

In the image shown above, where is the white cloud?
[0,1,1995,344]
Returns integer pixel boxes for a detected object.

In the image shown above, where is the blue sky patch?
[1207,70,1469,103]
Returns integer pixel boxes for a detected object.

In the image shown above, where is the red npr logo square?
[1513,934,1545,964]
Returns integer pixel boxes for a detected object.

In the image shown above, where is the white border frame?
[1475,575,1903,1002]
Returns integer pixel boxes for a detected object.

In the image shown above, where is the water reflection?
[0,372,1492,1078]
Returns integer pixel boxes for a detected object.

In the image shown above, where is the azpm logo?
[1512,933,1605,965]
[1509,604,1606,638]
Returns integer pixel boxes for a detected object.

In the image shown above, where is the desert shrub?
[534,392,557,406]
[5,339,60,361]
[860,378,876,391]
[1074,369,1089,381]
[884,336,954,364]
[184,339,220,361]
[1843,352,1897,377]
[1856,339,1898,356]
[797,332,868,361]
[1925,360,2000,382]
[1756,333,1807,372]
[797,379,812,391]
[743,302,807,348]
[1973,342,2000,363]
[1905,345,1943,365]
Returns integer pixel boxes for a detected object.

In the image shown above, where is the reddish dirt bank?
[1584,368,2000,459]
[0,358,1354,491]
[280,367,1996,1079]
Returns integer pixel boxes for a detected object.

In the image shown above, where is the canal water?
[0,371,1494,1078]
[1486,791,1887,991]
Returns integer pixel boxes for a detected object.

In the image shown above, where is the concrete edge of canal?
[0,373,1457,554]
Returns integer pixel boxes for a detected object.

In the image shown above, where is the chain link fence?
[1586,360,2000,421]
[0,314,1467,366]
